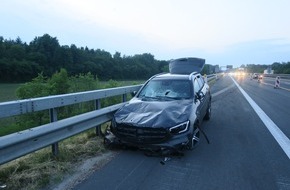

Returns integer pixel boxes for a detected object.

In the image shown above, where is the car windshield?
[138,79,192,100]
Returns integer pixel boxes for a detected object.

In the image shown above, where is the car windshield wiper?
[140,95,159,101]
[140,95,182,101]
[156,96,180,101]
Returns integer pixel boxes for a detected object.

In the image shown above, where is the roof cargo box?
[169,57,205,74]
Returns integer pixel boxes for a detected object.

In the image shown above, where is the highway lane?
[235,76,290,139]
[73,75,290,190]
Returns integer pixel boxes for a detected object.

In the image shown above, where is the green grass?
[0,128,108,190]
[0,118,20,136]
[0,83,23,102]
[0,81,143,103]
[0,83,24,137]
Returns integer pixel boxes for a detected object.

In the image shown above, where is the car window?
[197,75,204,89]
[138,79,192,99]
[193,78,201,94]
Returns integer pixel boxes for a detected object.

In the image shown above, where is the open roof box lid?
[169,57,205,74]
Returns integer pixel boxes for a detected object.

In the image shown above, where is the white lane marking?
[212,84,235,98]
[230,76,290,159]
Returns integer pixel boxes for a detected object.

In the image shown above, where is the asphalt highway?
[73,75,290,190]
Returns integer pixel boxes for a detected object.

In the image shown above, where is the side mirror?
[195,91,204,100]
[195,93,201,100]
[131,91,137,97]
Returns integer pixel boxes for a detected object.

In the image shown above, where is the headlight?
[169,121,189,134]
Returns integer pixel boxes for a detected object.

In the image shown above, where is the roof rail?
[147,72,166,81]
[189,71,198,80]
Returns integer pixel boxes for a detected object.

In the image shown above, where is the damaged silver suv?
[108,58,211,152]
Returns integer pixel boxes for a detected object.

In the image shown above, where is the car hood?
[114,99,193,128]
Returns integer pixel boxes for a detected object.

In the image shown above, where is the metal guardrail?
[0,85,142,119]
[0,85,142,165]
[0,74,218,165]
[0,103,124,165]
[263,74,290,79]
[207,74,219,81]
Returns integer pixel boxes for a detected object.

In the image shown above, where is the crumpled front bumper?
[104,130,190,152]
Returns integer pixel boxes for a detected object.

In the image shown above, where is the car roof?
[151,72,200,80]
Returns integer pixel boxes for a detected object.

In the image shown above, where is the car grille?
[114,124,170,144]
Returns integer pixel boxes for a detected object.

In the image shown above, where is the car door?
[197,75,208,118]
[193,75,207,120]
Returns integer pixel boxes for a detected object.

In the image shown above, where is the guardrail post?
[49,108,59,156]
[95,99,102,136]
[122,94,127,102]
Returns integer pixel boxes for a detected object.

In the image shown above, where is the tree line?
[0,34,169,82]
[1,34,289,83]
[242,63,290,74]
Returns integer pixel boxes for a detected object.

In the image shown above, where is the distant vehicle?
[252,73,259,79]
[264,68,274,74]
[252,73,263,80]
[235,71,246,76]
[106,58,211,153]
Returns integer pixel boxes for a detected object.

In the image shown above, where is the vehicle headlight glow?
[169,121,189,134]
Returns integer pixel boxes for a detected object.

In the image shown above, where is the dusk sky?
[1,0,290,68]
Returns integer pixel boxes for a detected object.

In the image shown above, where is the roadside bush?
[5,69,101,135]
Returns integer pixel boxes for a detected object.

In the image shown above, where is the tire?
[204,101,211,121]
[187,124,200,150]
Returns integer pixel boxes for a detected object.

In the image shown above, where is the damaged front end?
[104,112,193,155]
[104,127,191,155]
